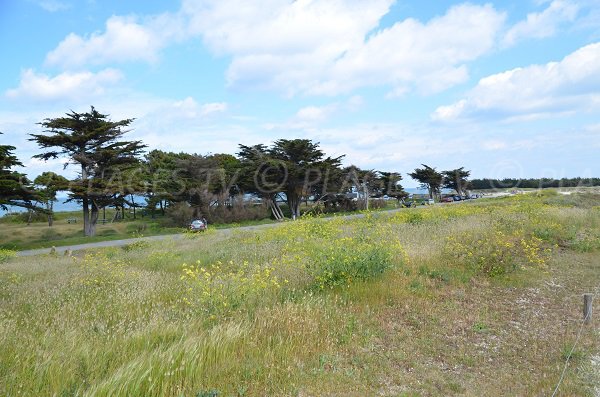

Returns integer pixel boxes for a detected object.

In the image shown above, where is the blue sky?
[1,0,599,187]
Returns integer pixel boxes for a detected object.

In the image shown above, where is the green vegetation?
[1,193,599,396]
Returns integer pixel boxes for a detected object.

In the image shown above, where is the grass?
[0,201,403,251]
[1,191,599,396]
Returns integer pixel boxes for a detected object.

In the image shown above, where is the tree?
[33,172,69,226]
[175,153,217,220]
[442,167,471,196]
[207,153,242,206]
[29,107,146,237]
[376,171,407,201]
[143,150,191,216]
[409,164,443,200]
[269,139,343,219]
[341,166,378,210]
[0,132,38,210]
[237,144,286,220]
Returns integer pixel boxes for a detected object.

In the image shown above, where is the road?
[17,195,504,257]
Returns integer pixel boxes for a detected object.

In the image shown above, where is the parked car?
[442,197,454,203]
[453,196,462,201]
[426,198,435,205]
[188,219,207,232]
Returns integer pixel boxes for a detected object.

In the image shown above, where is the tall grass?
[1,193,599,395]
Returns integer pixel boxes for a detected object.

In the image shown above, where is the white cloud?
[172,97,228,118]
[313,4,505,96]
[45,14,185,68]
[503,0,579,47]
[183,1,505,96]
[34,0,69,12]
[432,42,600,121]
[295,105,337,123]
[5,68,123,101]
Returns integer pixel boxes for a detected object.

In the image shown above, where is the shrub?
[122,240,151,252]
[39,228,63,241]
[0,249,16,263]
[163,202,195,227]
[126,222,148,234]
[181,260,282,318]
[445,228,551,277]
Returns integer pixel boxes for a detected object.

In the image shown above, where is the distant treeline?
[470,177,600,190]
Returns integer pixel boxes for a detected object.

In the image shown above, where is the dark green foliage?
[409,164,443,200]
[442,167,470,196]
[29,107,146,236]
[0,132,38,210]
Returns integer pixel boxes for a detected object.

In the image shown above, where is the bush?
[0,211,47,224]
[125,222,148,235]
[445,228,551,277]
[0,249,16,263]
[122,240,151,252]
[39,228,63,241]
[163,202,195,227]
[309,236,398,289]
[206,201,269,224]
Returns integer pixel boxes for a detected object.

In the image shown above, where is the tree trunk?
[88,200,99,237]
[47,201,53,227]
[159,200,164,216]
[131,194,136,219]
[83,196,91,236]
[287,191,302,220]
[363,183,369,211]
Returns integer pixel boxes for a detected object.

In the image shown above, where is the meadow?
[0,191,599,396]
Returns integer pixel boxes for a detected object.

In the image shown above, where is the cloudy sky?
[1,0,599,186]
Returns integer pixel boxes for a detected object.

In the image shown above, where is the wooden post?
[583,294,593,324]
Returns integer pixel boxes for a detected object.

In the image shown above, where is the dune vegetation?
[1,191,599,396]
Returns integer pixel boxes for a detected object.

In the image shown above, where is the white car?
[188,219,207,232]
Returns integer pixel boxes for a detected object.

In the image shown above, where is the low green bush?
[0,249,17,263]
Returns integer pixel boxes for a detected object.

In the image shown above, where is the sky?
[1,0,599,188]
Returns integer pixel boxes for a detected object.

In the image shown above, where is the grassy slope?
[0,192,599,396]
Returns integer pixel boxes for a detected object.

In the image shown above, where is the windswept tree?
[443,167,471,196]
[269,139,342,219]
[375,171,407,201]
[143,150,191,216]
[341,166,379,210]
[409,164,443,200]
[238,140,342,220]
[237,144,286,220]
[33,171,69,226]
[208,153,242,206]
[0,133,38,210]
[175,153,218,219]
[269,139,343,219]
[29,107,146,237]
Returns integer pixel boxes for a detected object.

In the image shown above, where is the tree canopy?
[29,107,146,236]
[443,167,471,196]
[0,132,38,210]
[409,164,443,200]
